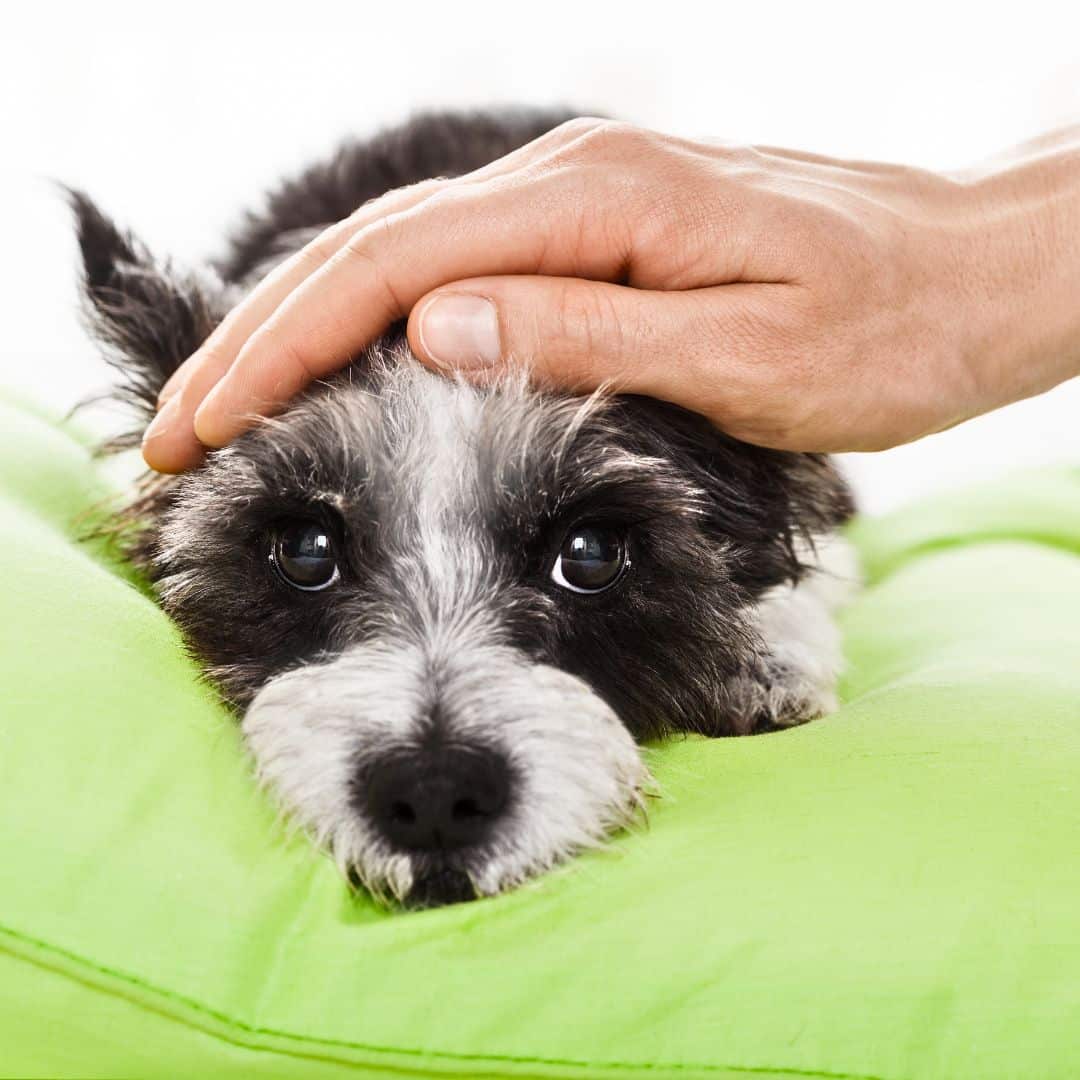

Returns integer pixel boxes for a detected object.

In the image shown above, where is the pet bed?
[1,391,1079,1079]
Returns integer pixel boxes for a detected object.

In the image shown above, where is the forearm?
[956,126,1080,412]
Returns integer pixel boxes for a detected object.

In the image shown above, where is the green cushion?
[2,391,1079,1080]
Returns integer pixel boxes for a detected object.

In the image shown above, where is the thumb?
[406,275,784,417]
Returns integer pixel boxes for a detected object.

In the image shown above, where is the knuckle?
[343,212,394,257]
[339,220,406,317]
[553,285,630,373]
[302,226,346,270]
[410,180,466,214]
[581,119,655,156]
[552,119,660,167]
[552,115,610,142]
[250,321,317,385]
[347,177,445,220]
[409,176,454,204]
[195,336,232,377]
[711,141,765,175]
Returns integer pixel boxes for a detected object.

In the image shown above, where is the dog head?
[74,194,852,906]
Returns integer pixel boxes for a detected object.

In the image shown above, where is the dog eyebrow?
[513,441,709,529]
[564,468,708,519]
[307,490,352,512]
[578,448,681,482]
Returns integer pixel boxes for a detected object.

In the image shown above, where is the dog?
[71,107,857,908]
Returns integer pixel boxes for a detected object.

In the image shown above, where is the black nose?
[364,745,511,852]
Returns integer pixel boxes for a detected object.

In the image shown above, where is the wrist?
[951,129,1080,412]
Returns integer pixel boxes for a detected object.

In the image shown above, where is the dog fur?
[71,108,857,907]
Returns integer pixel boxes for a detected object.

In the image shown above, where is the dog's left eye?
[551,523,628,594]
[270,520,340,591]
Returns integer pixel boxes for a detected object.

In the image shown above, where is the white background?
[3,1,1078,513]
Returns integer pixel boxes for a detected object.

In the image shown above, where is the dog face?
[73,191,854,907]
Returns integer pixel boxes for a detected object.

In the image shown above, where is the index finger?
[190,165,630,448]
[142,119,612,471]
[153,119,610,412]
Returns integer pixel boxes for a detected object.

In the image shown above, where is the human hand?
[143,120,1080,471]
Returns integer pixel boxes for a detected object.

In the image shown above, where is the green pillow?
[2,392,1079,1079]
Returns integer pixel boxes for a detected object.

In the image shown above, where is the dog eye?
[270,520,340,591]
[551,523,628,594]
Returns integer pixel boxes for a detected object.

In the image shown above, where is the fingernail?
[142,392,180,446]
[417,294,502,371]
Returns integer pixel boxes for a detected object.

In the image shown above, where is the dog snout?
[364,744,511,852]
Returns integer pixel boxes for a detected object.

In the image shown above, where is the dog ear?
[613,395,854,592]
[68,188,228,450]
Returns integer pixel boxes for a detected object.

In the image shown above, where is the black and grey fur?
[72,108,857,908]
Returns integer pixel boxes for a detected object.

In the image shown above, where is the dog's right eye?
[550,523,629,594]
[270,520,340,591]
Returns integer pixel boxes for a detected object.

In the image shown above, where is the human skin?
[142,120,1080,473]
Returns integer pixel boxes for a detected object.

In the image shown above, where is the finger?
[406,275,800,431]
[154,116,606,412]
[141,366,215,472]
[152,180,445,411]
[190,166,633,448]
[143,179,489,472]
[145,125,614,472]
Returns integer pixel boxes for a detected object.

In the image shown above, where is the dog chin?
[242,642,650,907]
